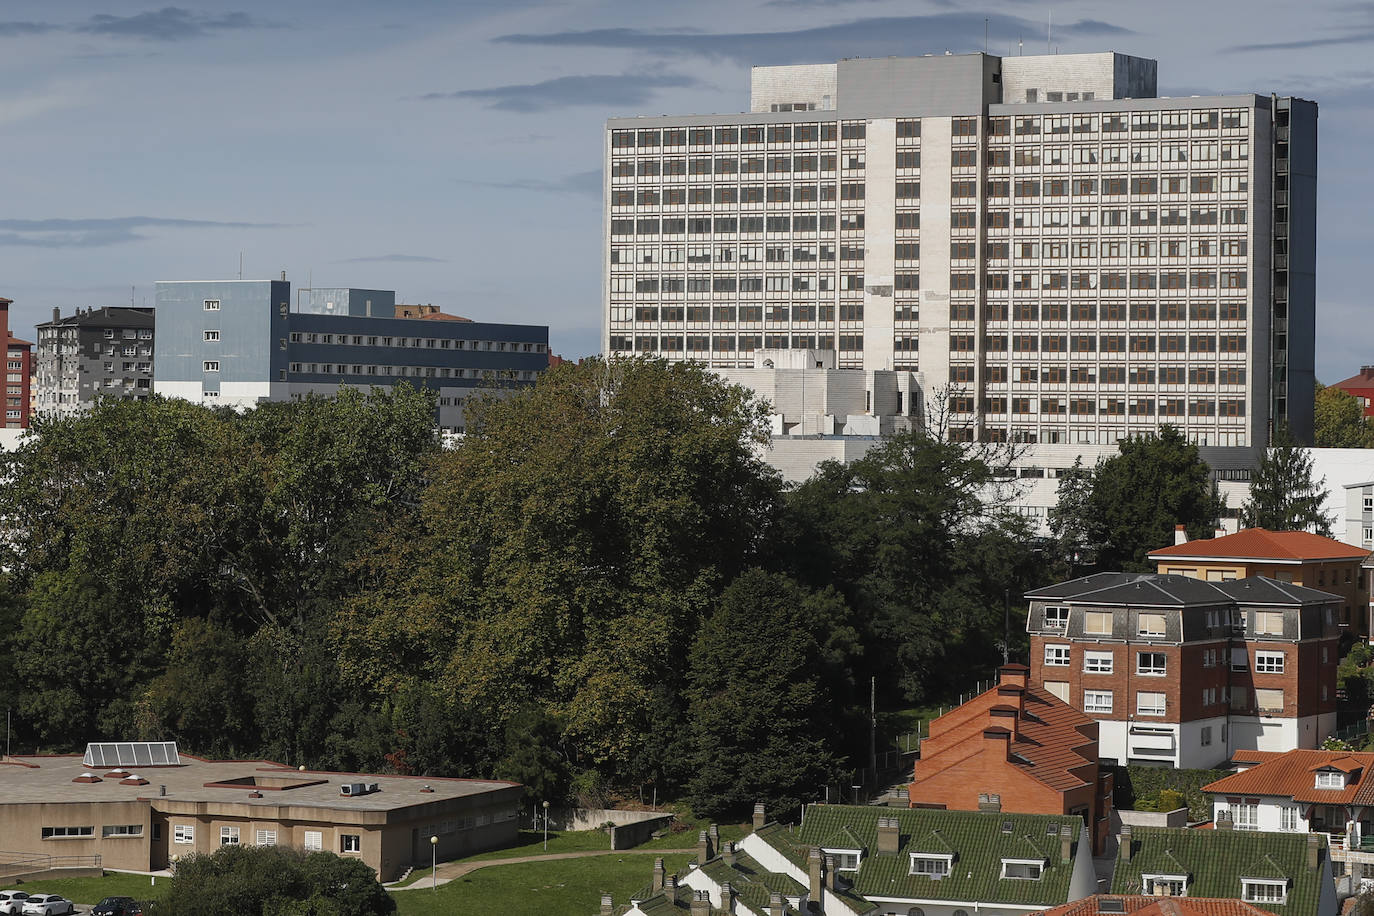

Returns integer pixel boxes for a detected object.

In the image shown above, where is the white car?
[0,892,29,916]
[21,897,74,916]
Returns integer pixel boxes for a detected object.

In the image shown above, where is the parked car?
[92,897,140,916]
[21,896,75,916]
[0,892,29,916]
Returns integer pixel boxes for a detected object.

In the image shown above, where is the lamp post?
[851,783,862,806]
[430,835,438,892]
[542,800,550,851]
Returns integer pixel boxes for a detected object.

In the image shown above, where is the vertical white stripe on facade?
[862,118,897,372]
[918,117,954,393]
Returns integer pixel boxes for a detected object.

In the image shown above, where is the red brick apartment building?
[1025,574,1340,769]
[0,297,31,428]
[909,664,1114,854]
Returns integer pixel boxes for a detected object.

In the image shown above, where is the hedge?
[1113,765,1230,821]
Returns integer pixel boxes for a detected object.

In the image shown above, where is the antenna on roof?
[984,17,989,54]
[1047,10,1052,55]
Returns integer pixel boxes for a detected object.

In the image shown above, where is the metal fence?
[0,850,101,878]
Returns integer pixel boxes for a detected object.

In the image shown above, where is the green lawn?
[393,854,693,916]
[7,872,169,905]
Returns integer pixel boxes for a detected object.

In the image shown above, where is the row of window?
[610,335,864,354]
[612,123,867,149]
[282,363,535,382]
[1038,607,1288,637]
[611,154,862,178]
[963,398,1246,418]
[953,334,1248,353]
[611,214,865,235]
[968,301,1249,321]
[286,331,543,354]
[1044,645,1287,674]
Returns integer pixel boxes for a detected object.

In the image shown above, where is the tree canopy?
[1314,382,1374,448]
[1240,427,1333,535]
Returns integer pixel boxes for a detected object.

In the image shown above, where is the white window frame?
[1137,652,1167,676]
[1279,805,1301,831]
[1255,651,1285,674]
[341,833,362,853]
[1137,613,1167,637]
[1083,650,1114,674]
[101,825,142,838]
[1083,611,1112,635]
[1254,687,1284,714]
[203,330,220,342]
[1233,802,1260,830]
[1044,644,1071,667]
[255,829,277,846]
[1137,691,1166,716]
[1254,611,1284,636]
[1142,874,1188,896]
[303,830,323,852]
[1241,879,1288,905]
[824,847,862,872]
[221,826,240,846]
[203,299,220,311]
[1000,858,1045,880]
[1043,606,1069,630]
[1083,690,1113,714]
[1316,770,1345,789]
[909,853,952,878]
[173,824,194,844]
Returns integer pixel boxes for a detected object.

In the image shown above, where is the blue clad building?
[155,278,549,432]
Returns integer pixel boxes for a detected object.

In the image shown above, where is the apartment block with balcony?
[33,307,156,419]
[0,297,33,429]
[1025,573,1340,768]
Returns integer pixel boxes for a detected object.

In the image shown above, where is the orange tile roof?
[1203,748,1374,806]
[914,681,1100,793]
[1150,528,1370,563]
[1030,895,1281,916]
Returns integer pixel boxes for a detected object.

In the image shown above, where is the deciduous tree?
[1314,382,1374,448]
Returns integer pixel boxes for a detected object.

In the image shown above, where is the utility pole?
[869,676,877,777]
[1003,589,1011,663]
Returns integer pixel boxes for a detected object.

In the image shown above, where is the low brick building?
[0,743,521,881]
[908,664,1114,855]
[1026,574,1341,768]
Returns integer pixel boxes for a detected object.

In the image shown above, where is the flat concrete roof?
[0,754,520,816]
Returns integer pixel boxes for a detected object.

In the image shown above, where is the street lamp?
[542,800,550,851]
[430,835,438,892]
[851,783,862,806]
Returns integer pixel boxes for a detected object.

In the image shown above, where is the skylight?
[83,742,180,768]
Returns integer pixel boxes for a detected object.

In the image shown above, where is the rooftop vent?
[119,773,149,786]
[340,782,379,797]
[84,741,179,768]
[72,772,102,784]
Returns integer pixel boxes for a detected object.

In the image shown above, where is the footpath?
[388,848,696,891]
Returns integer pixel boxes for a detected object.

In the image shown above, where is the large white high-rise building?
[602,52,1317,451]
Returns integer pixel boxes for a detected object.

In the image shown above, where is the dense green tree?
[685,569,855,820]
[335,357,784,791]
[148,844,394,916]
[137,618,255,757]
[1314,382,1374,448]
[1048,457,1095,577]
[1241,427,1333,535]
[782,429,1042,702]
[1079,426,1226,571]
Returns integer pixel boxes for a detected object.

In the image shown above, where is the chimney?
[723,842,737,867]
[708,824,720,853]
[753,802,767,831]
[280,270,287,281]
[52,307,60,323]
[1174,524,1188,546]
[690,890,710,916]
[1217,811,1234,831]
[989,704,1019,739]
[721,883,735,910]
[1121,824,1133,861]
[877,816,900,855]
[770,892,787,915]
[666,875,677,891]
[809,846,823,899]
[1060,824,1073,864]
[1308,833,1321,869]
[978,793,1002,813]
[995,683,1026,713]
[600,893,613,916]
[824,855,837,891]
[652,858,665,892]
[697,830,712,865]
[998,663,1030,688]
[983,726,1012,760]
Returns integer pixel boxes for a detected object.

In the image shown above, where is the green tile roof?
[699,851,806,913]
[614,883,729,915]
[753,821,813,870]
[797,804,1084,908]
[1110,826,1327,915]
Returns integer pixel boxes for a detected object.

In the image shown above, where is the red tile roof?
[914,682,1100,793]
[1203,748,1374,806]
[1150,528,1370,563]
[1333,367,1374,390]
[1030,895,1281,916]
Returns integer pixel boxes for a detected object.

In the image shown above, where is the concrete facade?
[604,50,1318,448]
[33,307,155,419]
[154,279,549,433]
[0,751,521,881]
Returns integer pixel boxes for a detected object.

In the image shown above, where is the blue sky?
[2,0,1371,376]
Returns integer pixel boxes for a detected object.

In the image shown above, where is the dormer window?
[909,853,952,878]
[1315,770,1345,789]
[1043,606,1068,630]
[1142,874,1188,896]
[1001,858,1045,880]
[824,848,862,872]
[1241,879,1288,905]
